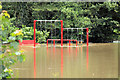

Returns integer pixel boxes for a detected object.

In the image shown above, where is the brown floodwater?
[12,43,118,78]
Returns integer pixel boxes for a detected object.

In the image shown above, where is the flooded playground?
[12,43,118,78]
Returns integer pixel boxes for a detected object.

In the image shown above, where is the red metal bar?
[69,40,71,46]
[47,39,78,47]
[61,20,63,47]
[86,28,89,46]
[34,20,37,48]
[76,41,77,46]
[47,40,48,46]
[47,39,78,41]
[47,39,61,41]
[53,40,55,46]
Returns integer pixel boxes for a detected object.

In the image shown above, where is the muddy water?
[12,43,118,78]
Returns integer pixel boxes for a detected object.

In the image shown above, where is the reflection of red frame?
[47,39,78,47]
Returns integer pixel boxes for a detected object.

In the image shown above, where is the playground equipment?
[63,28,88,46]
[33,20,89,47]
[47,39,78,46]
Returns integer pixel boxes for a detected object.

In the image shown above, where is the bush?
[22,25,50,43]
[0,10,25,79]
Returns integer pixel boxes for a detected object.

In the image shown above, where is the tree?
[0,8,25,79]
[2,2,120,42]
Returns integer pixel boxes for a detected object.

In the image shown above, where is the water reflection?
[76,47,77,56]
[13,43,118,78]
[68,47,71,56]
[86,46,89,71]
[47,47,48,56]
[53,47,55,56]
[61,47,63,78]
[81,45,82,56]
[34,47,36,78]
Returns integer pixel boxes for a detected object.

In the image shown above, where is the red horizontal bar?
[47,39,61,41]
[47,39,77,42]
[18,40,39,45]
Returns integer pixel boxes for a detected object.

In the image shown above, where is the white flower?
[9,36,16,40]
[9,61,12,63]
[15,52,21,55]
[4,68,8,72]
[14,30,19,34]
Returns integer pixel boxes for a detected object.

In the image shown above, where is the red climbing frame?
[34,20,62,48]
[34,20,89,47]
[61,20,63,47]
[46,28,89,47]
[34,20,37,48]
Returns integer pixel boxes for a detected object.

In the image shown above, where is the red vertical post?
[76,41,77,46]
[47,40,48,47]
[53,40,55,46]
[61,20,63,47]
[86,28,89,46]
[34,20,37,48]
[69,40,71,46]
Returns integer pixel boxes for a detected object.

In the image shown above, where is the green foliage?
[1,49,25,79]
[114,28,120,39]
[2,2,120,42]
[22,25,50,43]
[22,25,33,40]
[36,30,50,43]
[0,9,25,79]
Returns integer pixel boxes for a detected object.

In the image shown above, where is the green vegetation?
[21,25,49,43]
[0,4,25,79]
[2,2,120,43]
